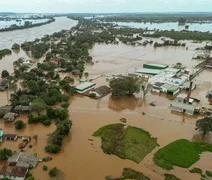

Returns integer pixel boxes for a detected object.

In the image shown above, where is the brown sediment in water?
[0,42,212,179]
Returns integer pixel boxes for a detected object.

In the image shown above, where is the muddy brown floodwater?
[0,40,212,180]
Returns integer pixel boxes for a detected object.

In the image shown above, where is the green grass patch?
[164,174,181,180]
[105,168,150,180]
[189,167,203,174]
[154,139,212,170]
[206,171,212,177]
[93,123,158,163]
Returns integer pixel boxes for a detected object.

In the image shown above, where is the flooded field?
[0,27,212,179]
[113,21,212,32]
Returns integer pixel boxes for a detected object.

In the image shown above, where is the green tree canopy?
[14,120,26,130]
[196,117,212,137]
[0,148,12,160]
[1,70,9,78]
[110,76,142,96]
[31,98,47,115]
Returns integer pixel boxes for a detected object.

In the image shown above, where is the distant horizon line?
[1,11,212,14]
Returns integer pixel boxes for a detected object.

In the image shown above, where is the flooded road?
[0,17,77,49]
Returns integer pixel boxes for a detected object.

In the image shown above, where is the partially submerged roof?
[13,105,31,111]
[177,94,187,99]
[0,106,13,111]
[143,63,168,68]
[161,83,179,92]
[8,152,42,168]
[0,166,28,178]
[3,113,16,121]
[3,134,18,139]
[171,102,196,111]
[75,81,96,91]
[164,68,181,74]
[136,69,161,75]
[91,86,110,95]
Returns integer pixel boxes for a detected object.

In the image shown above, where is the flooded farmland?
[0,20,212,180]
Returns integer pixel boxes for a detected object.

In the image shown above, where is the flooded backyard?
[0,21,212,180]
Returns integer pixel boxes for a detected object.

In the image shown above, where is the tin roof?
[75,81,96,91]
[171,102,196,111]
[0,166,28,178]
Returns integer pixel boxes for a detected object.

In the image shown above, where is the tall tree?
[31,98,47,115]
[1,70,9,78]
[110,76,142,96]
[195,117,212,137]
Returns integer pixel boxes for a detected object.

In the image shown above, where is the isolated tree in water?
[195,117,212,137]
[1,70,9,78]
[110,76,142,96]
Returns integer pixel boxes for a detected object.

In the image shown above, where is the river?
[112,21,212,32]
[0,20,212,179]
[0,17,78,49]
[0,18,50,29]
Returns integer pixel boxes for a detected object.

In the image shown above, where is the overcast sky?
[0,0,212,13]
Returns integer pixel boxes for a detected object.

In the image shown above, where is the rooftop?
[177,94,188,99]
[3,113,16,121]
[75,81,96,91]
[13,105,31,111]
[164,68,181,74]
[143,63,168,68]
[161,83,180,92]
[0,166,28,178]
[0,106,13,111]
[136,69,161,75]
[171,102,196,111]
[8,152,42,168]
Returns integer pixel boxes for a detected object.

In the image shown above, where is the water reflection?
[108,95,143,112]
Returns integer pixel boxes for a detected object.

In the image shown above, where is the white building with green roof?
[75,81,96,94]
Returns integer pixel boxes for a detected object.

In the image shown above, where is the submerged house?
[8,152,42,169]
[0,106,13,114]
[13,105,31,114]
[3,113,17,122]
[89,86,110,98]
[170,102,196,115]
[3,134,18,141]
[75,81,96,94]
[0,166,28,180]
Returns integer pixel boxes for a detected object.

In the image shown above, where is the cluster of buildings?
[132,63,199,115]
[0,152,42,180]
[0,128,31,149]
[74,81,110,99]
[0,105,32,122]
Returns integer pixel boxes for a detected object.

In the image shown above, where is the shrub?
[43,165,48,171]
[14,120,26,130]
[206,171,212,177]
[0,113,5,119]
[45,144,61,154]
[61,102,70,108]
[49,167,59,177]
[189,167,202,174]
